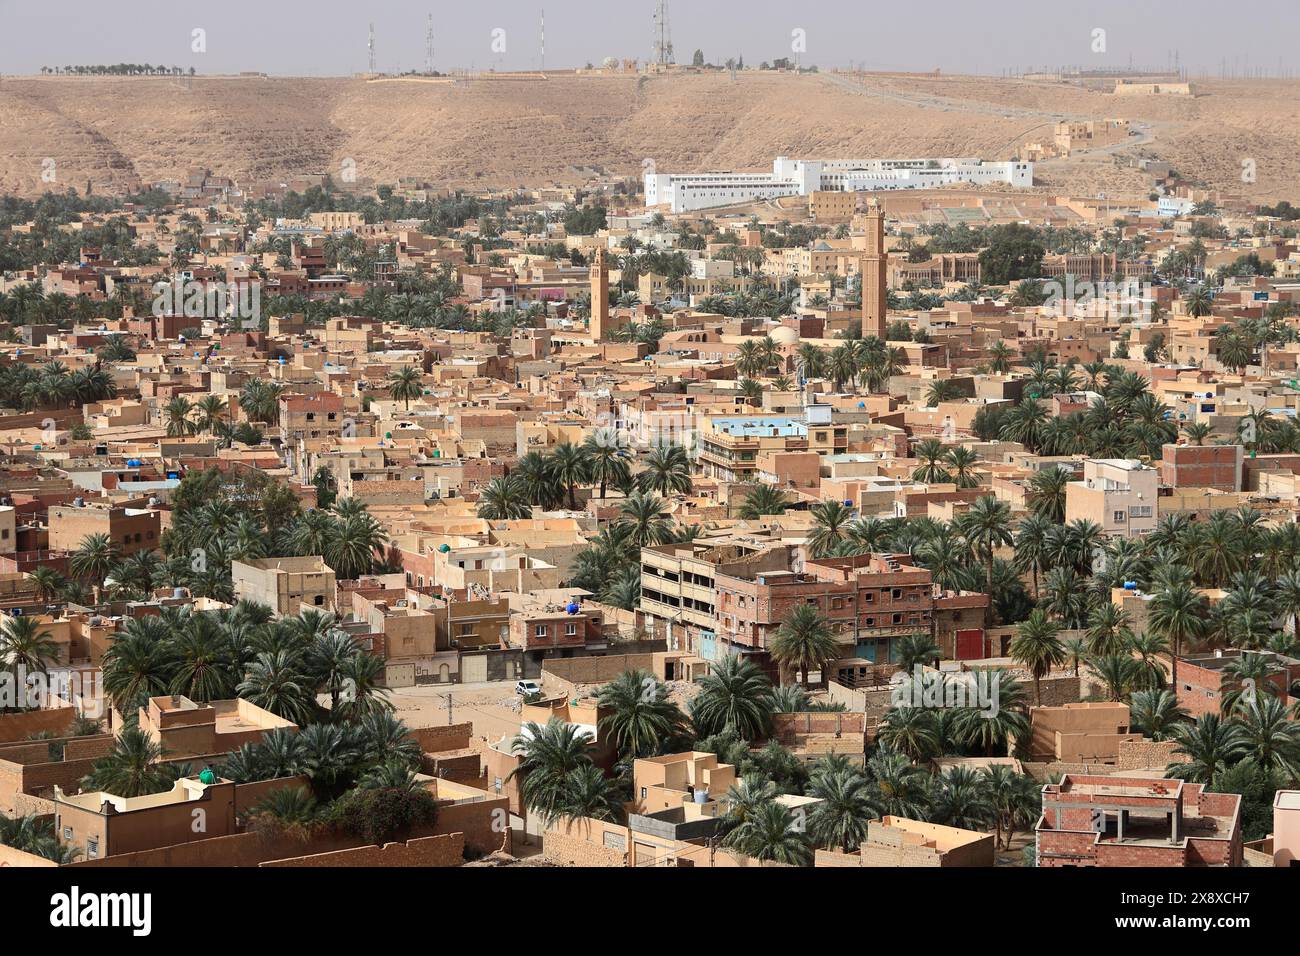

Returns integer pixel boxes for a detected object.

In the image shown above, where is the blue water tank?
[1123,581,1137,590]
[566,602,580,614]
[843,500,853,507]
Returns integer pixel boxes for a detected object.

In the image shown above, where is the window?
[565,623,577,636]
[86,838,98,859]
[493,777,503,793]
[535,624,548,637]
[313,595,324,606]
[1113,510,1126,523]
[63,827,72,840]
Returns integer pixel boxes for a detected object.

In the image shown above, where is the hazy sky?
[1,0,1297,78]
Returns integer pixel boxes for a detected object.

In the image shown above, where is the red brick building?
[1158,443,1241,492]
[713,552,988,665]
[1036,775,1243,867]
[1174,650,1300,718]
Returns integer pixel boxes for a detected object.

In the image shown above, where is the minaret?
[589,247,610,340]
[861,198,888,339]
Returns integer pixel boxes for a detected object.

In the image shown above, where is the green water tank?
[198,767,217,785]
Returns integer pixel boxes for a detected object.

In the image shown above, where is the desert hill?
[0,71,1296,203]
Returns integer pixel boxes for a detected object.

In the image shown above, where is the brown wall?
[259,832,464,867]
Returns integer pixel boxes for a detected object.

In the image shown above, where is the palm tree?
[0,616,60,685]
[807,769,878,852]
[1166,714,1248,785]
[514,451,563,510]
[80,727,172,797]
[931,766,994,831]
[326,512,388,580]
[958,495,1014,621]
[596,670,684,760]
[1234,696,1300,777]
[945,446,981,489]
[1026,466,1070,523]
[561,763,623,822]
[982,765,1040,849]
[911,438,951,484]
[509,718,596,826]
[387,365,423,411]
[101,626,176,713]
[1084,602,1131,657]
[1182,421,1212,446]
[689,654,773,740]
[70,532,122,603]
[476,476,533,520]
[237,650,316,725]
[1148,579,1207,695]
[877,707,942,762]
[549,442,587,511]
[1088,653,1145,702]
[808,500,854,557]
[1010,609,1065,705]
[894,633,941,673]
[865,748,931,818]
[926,379,962,406]
[581,431,630,500]
[1128,686,1190,738]
[247,786,321,837]
[637,441,692,497]
[194,395,228,434]
[1184,286,1214,318]
[771,603,840,688]
[722,800,811,865]
[738,483,789,520]
[27,566,65,604]
[617,491,672,547]
[163,396,196,437]
[1014,513,1053,598]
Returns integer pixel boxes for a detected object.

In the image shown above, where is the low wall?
[0,708,77,743]
[260,832,465,867]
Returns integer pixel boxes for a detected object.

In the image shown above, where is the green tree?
[771,603,840,689]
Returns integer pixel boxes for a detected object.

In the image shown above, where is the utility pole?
[540,8,545,72]
[368,22,376,73]
[438,692,454,725]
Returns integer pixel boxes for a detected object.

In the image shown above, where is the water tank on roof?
[843,500,853,507]
[73,496,85,508]
[566,602,580,614]
[1123,581,1137,590]
[438,543,451,553]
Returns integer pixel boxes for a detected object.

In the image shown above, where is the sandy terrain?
[0,72,1296,201]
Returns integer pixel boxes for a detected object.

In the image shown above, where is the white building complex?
[645,156,1034,213]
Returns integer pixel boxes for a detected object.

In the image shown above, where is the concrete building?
[48,501,160,556]
[231,556,337,616]
[645,156,1033,213]
[1064,458,1158,538]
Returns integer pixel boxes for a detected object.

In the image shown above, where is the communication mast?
[368,22,376,73]
[652,1,674,66]
[425,14,434,74]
